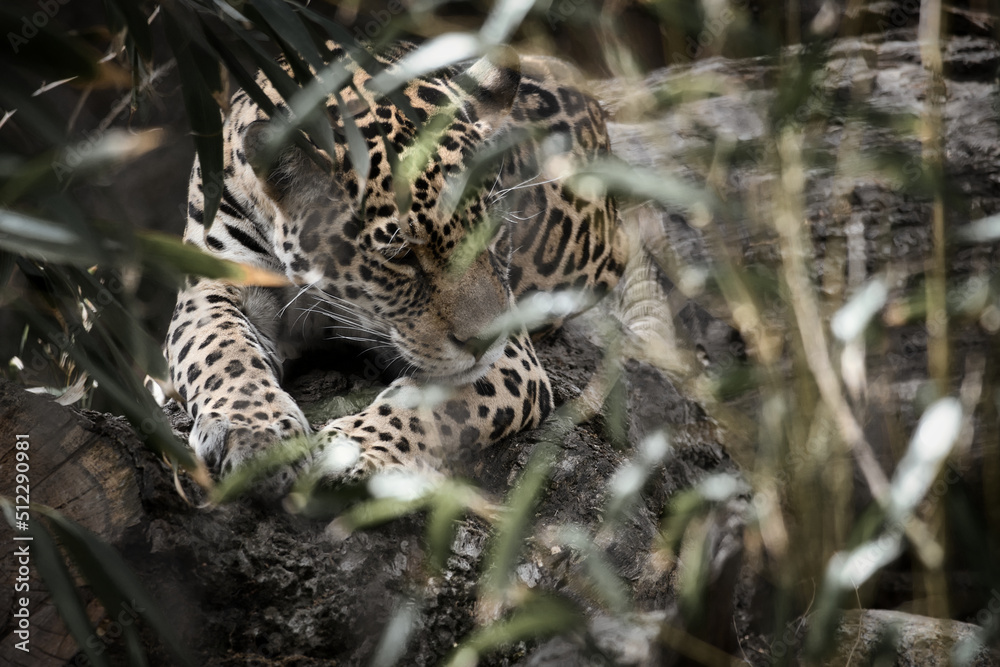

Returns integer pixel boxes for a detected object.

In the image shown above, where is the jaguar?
[159,41,627,493]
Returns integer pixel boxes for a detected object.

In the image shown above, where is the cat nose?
[450,331,501,362]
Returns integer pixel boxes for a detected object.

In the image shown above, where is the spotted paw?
[310,416,443,487]
[189,393,311,497]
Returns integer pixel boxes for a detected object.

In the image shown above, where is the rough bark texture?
[3,28,1000,667]
[0,316,741,667]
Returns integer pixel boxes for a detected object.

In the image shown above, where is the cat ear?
[454,45,521,127]
[243,120,336,204]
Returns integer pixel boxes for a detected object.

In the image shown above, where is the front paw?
[190,397,311,497]
[310,422,368,484]
[309,417,443,486]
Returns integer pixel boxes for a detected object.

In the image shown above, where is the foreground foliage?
[2,0,999,664]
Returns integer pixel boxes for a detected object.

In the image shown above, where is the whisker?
[280,281,318,318]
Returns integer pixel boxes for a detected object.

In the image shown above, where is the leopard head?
[245,47,522,384]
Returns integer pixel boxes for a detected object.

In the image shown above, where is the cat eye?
[380,245,421,270]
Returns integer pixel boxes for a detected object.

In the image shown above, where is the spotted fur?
[162,42,625,490]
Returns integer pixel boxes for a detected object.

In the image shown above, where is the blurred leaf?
[105,0,153,62]
[369,34,482,95]
[604,431,672,525]
[211,435,314,503]
[886,397,962,523]
[0,9,99,81]
[567,159,714,212]
[371,598,420,667]
[480,0,537,45]
[217,11,336,170]
[807,398,963,657]
[3,129,163,201]
[483,411,578,598]
[552,525,630,612]
[162,9,224,229]
[0,248,15,289]
[957,214,1000,244]
[32,505,194,667]
[137,231,290,286]
[831,280,887,343]
[0,499,108,667]
[329,495,428,535]
[291,3,363,50]
[259,58,352,162]
[247,0,325,71]
[14,285,199,471]
[335,89,370,204]
[445,594,583,666]
[0,209,93,264]
[427,490,466,572]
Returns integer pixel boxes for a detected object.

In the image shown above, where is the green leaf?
[137,231,288,285]
[211,435,314,503]
[335,89,370,204]
[330,495,428,535]
[217,12,336,167]
[566,159,715,212]
[247,0,325,72]
[162,9,224,228]
[552,525,630,612]
[445,594,583,666]
[35,507,195,667]
[14,295,198,469]
[294,3,367,51]
[482,412,576,597]
[0,500,109,667]
[0,209,98,265]
[427,490,466,572]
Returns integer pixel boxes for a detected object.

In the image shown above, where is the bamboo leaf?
[35,507,195,667]
[247,0,325,72]
[369,34,482,95]
[137,231,290,286]
[427,491,465,572]
[211,435,314,503]
[445,594,583,666]
[0,500,109,667]
[0,209,97,265]
[482,412,576,598]
[328,495,428,536]
[552,525,630,612]
[14,298,199,470]
[216,12,336,166]
[335,89,370,204]
[162,9,224,229]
